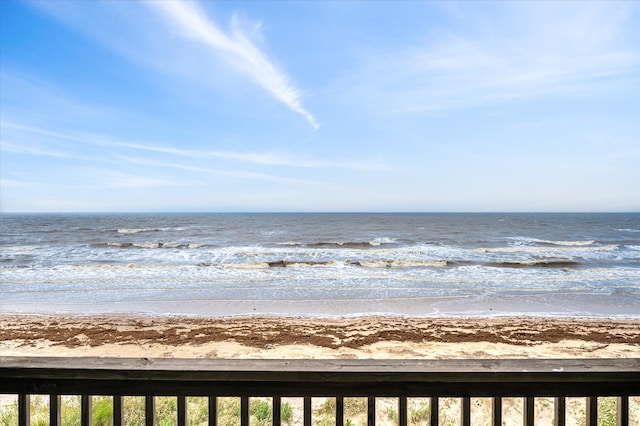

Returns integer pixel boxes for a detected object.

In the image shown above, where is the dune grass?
[1,395,636,426]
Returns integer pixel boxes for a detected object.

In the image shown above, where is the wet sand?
[1,314,638,359]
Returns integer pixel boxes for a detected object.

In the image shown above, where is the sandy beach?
[2,314,639,424]
[1,314,638,359]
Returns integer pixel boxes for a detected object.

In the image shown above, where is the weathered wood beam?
[430,397,439,426]
[492,397,502,426]
[399,396,407,426]
[50,394,61,426]
[81,395,92,426]
[586,397,598,426]
[303,397,311,426]
[113,395,123,426]
[3,357,638,397]
[554,397,565,426]
[461,397,470,426]
[145,395,155,426]
[18,394,29,426]
[524,397,535,426]
[336,397,344,426]
[617,396,629,426]
[208,396,217,426]
[367,396,376,426]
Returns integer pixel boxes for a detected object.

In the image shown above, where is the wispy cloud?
[147,0,319,130]
[25,0,318,130]
[341,2,639,115]
[114,154,323,186]
[92,170,194,189]
[1,121,383,170]
[120,142,388,171]
[1,141,74,159]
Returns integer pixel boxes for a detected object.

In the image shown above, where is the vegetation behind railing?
[1,357,639,426]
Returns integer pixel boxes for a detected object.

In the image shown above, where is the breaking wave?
[347,260,448,268]
[308,241,392,248]
[3,245,47,251]
[279,238,399,248]
[510,237,595,246]
[196,259,448,268]
[486,260,581,268]
[106,242,203,249]
[117,228,158,234]
[474,244,616,253]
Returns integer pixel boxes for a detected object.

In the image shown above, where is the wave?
[347,260,448,268]
[306,238,398,248]
[541,240,595,246]
[196,259,448,268]
[474,244,616,253]
[106,242,203,249]
[65,263,178,270]
[2,245,47,251]
[616,228,640,233]
[486,260,581,268]
[510,237,595,246]
[196,260,338,269]
[116,228,159,234]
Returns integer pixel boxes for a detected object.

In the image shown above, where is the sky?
[1,0,639,213]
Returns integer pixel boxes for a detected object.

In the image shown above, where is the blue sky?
[1,0,638,212]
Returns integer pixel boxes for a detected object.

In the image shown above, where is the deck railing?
[1,357,639,426]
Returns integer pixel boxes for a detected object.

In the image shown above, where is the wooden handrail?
[2,357,639,396]
[1,357,639,426]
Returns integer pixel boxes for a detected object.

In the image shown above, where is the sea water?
[1,213,638,317]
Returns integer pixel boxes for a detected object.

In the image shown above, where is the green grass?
[2,395,637,426]
[409,400,431,425]
[314,397,369,426]
[1,396,293,426]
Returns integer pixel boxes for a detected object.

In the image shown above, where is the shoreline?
[3,291,638,318]
[4,310,640,321]
[1,314,639,359]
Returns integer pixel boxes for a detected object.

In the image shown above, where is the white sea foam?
[3,245,47,251]
[544,240,595,246]
[372,237,399,245]
[108,242,133,247]
[473,244,617,253]
[350,260,447,268]
[117,228,154,234]
[134,242,162,249]
[509,237,595,246]
[66,264,177,270]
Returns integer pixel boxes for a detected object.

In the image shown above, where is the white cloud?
[97,170,192,189]
[1,141,73,159]
[147,0,319,130]
[341,2,638,115]
[113,154,323,186]
[1,121,383,170]
[120,142,388,170]
[25,0,318,130]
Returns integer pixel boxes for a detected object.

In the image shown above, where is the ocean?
[1,213,639,318]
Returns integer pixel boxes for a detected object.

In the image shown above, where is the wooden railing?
[1,357,639,426]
